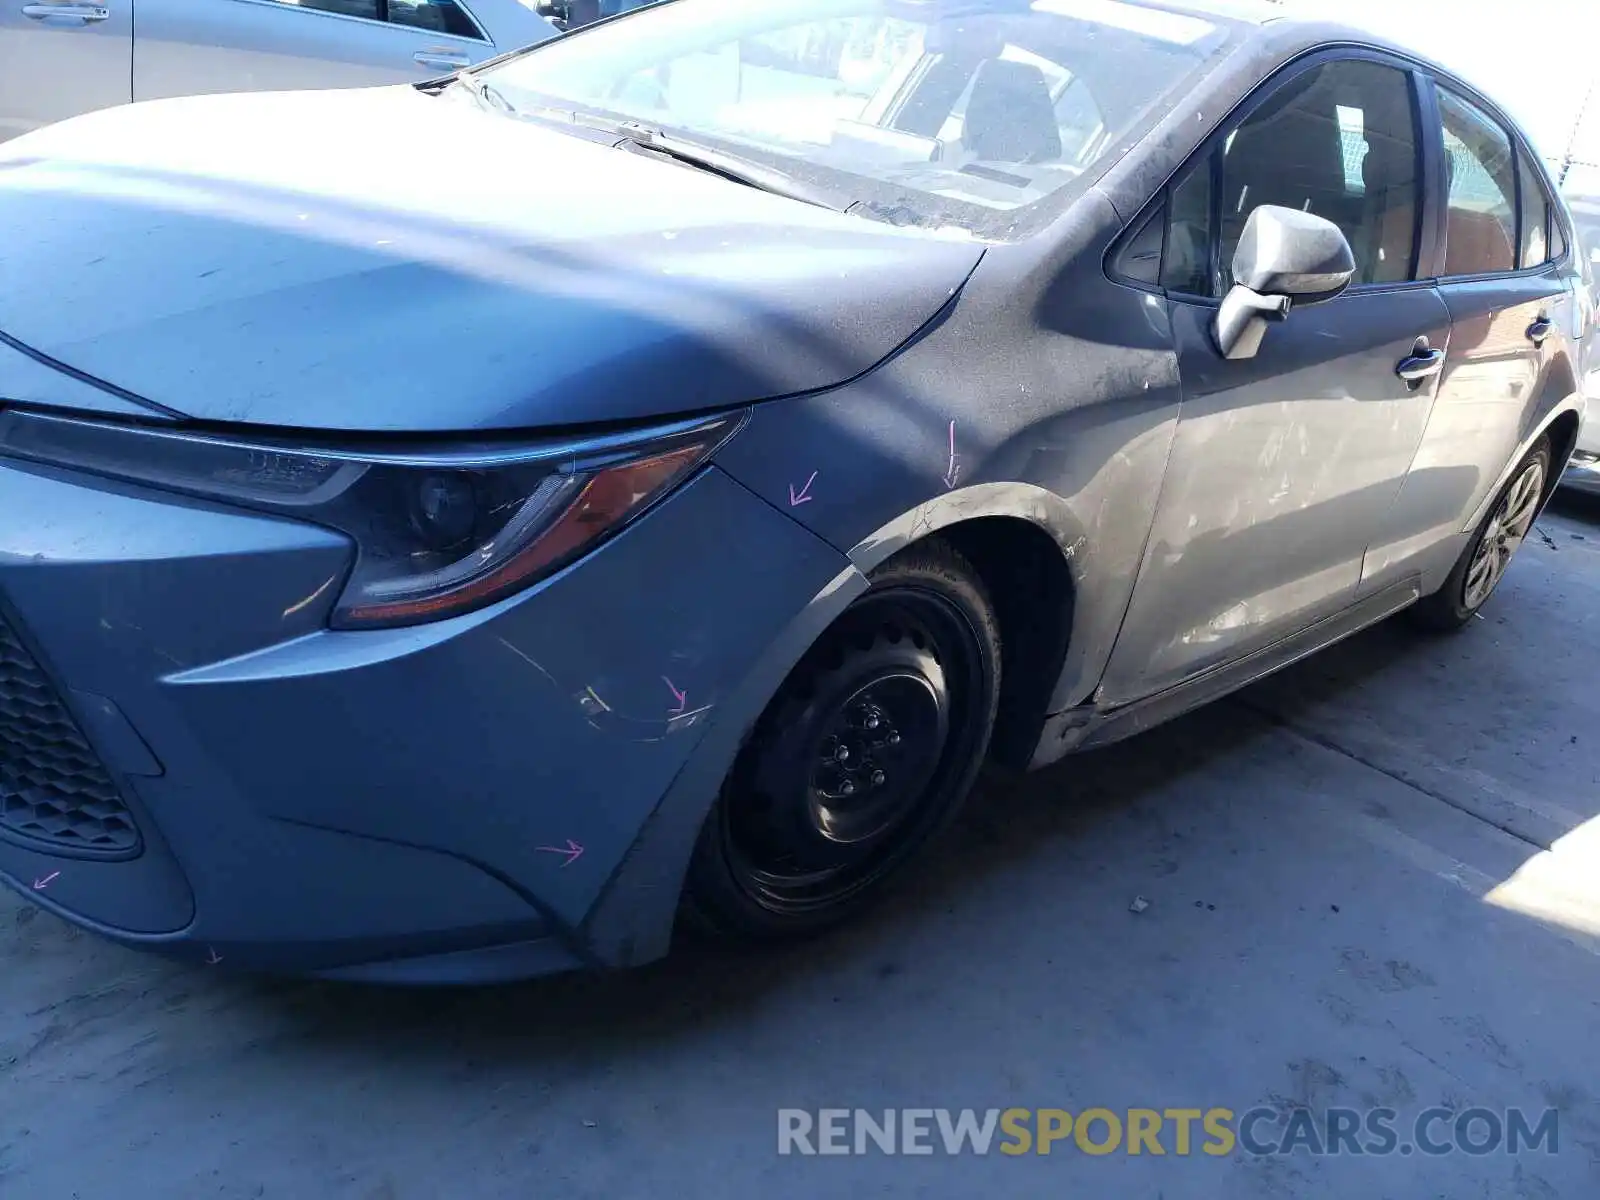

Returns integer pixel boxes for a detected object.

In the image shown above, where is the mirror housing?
[1213,205,1357,360]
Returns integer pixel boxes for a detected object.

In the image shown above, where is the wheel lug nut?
[871,770,886,787]
[841,780,857,796]
[835,745,850,762]
[887,732,901,745]
[865,715,880,730]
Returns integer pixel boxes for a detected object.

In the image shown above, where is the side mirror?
[1213,205,1356,360]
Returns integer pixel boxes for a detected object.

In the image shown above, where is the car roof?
[1129,0,1283,25]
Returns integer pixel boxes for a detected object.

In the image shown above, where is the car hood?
[0,86,983,433]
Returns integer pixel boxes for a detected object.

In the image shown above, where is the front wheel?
[683,538,1002,942]
[1409,437,1550,632]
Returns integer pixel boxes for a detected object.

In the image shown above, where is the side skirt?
[1028,575,1422,765]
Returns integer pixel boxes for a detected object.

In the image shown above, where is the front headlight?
[0,408,743,628]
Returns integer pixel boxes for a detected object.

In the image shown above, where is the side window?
[389,0,483,38]
[1118,202,1165,286]
[287,0,381,18]
[1216,59,1419,290]
[1162,163,1213,295]
[1438,88,1518,276]
[1518,153,1551,268]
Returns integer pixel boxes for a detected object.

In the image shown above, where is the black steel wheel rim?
[717,585,987,916]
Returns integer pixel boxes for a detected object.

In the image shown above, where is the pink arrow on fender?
[536,839,585,867]
[32,871,59,891]
[788,471,817,507]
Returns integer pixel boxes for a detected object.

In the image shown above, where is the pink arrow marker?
[205,947,223,965]
[663,677,688,715]
[789,470,817,507]
[536,839,585,867]
[32,871,59,891]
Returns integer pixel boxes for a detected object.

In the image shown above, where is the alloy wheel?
[1463,456,1546,610]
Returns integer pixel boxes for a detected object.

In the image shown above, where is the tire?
[1409,436,1551,632]
[683,537,1002,943]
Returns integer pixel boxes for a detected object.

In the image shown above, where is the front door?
[1099,55,1451,705]
[0,0,132,142]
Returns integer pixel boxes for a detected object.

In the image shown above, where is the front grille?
[0,614,141,859]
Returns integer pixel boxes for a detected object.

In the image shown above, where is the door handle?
[22,3,110,21]
[1528,317,1554,346]
[1396,346,1445,384]
[413,49,471,71]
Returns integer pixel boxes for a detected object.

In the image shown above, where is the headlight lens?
[0,408,741,628]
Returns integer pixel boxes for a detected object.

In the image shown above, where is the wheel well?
[937,518,1075,770]
[1540,410,1581,508]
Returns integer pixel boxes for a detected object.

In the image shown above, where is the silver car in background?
[0,0,559,142]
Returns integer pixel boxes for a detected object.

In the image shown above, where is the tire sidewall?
[1424,438,1551,628]
[685,542,1003,942]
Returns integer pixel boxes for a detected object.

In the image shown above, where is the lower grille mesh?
[0,615,141,858]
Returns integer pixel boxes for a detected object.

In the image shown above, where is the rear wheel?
[684,539,1001,942]
[1409,437,1550,632]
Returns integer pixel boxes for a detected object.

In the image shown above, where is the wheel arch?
[1466,388,1586,534]
[580,486,1090,967]
[844,483,1087,770]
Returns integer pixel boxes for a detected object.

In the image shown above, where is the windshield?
[480,0,1237,238]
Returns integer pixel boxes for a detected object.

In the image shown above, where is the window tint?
[1438,88,1518,276]
[389,0,481,38]
[1162,162,1213,295]
[1519,154,1550,268]
[1216,60,1419,291]
[287,0,380,18]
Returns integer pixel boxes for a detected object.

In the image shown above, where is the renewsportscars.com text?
[777,1107,1560,1158]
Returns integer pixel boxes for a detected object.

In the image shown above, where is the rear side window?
[1438,88,1518,276]
[291,0,380,18]
[280,0,482,38]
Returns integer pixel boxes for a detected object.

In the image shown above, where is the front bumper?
[0,457,849,982]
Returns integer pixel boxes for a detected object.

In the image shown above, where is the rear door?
[134,0,500,102]
[0,0,132,141]
[1099,54,1452,704]
[1361,82,1576,589]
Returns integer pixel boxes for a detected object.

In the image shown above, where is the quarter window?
[1518,153,1550,268]
[1161,160,1213,295]
[1438,88,1518,276]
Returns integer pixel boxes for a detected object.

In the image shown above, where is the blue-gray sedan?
[0,0,1586,983]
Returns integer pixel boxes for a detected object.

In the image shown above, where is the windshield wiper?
[575,116,851,213]
[450,69,518,116]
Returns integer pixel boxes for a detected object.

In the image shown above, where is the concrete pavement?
[5,499,1600,1198]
